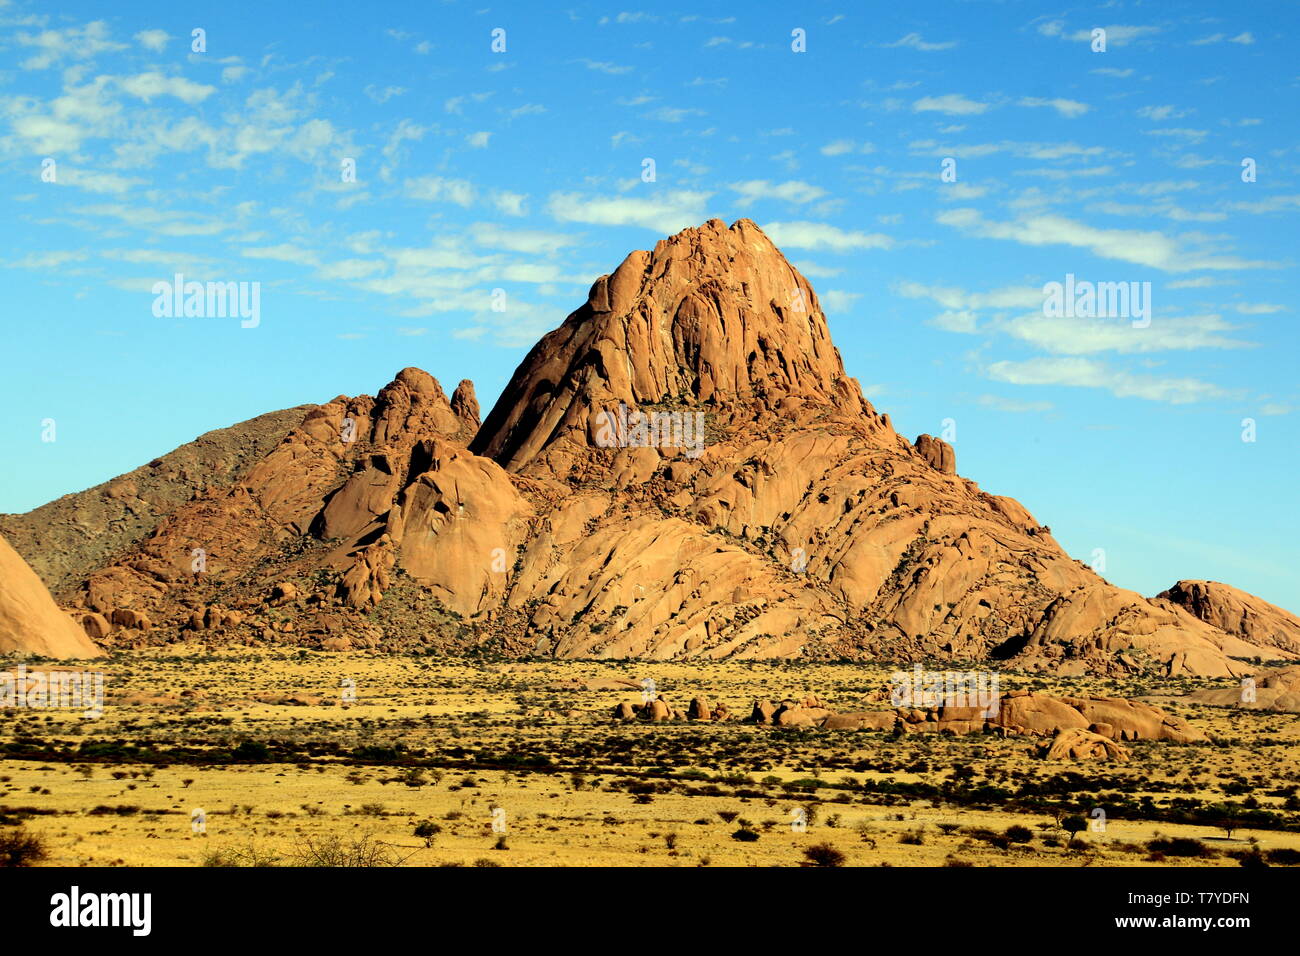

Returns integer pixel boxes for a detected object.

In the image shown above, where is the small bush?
[802,843,846,867]
[292,834,410,867]
[0,828,47,867]
[1004,825,1034,844]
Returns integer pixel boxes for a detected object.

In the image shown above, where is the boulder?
[1039,728,1132,762]
[109,608,151,631]
[78,611,112,641]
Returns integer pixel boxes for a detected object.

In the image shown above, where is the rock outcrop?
[913,434,956,475]
[0,532,104,658]
[67,367,526,632]
[1038,728,1132,762]
[460,219,1296,674]
[736,689,1205,743]
[1186,664,1300,712]
[5,219,1296,676]
[1156,580,1300,654]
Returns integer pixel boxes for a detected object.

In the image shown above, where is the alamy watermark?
[594,402,705,458]
[0,664,103,718]
[1043,273,1150,328]
[889,664,1000,717]
[152,273,260,328]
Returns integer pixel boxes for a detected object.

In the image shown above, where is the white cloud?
[936,208,1275,272]
[729,180,827,206]
[547,189,712,233]
[365,85,407,104]
[885,33,957,51]
[792,260,841,279]
[6,251,88,270]
[491,190,528,217]
[1004,313,1253,355]
[444,92,492,114]
[580,59,633,74]
[1046,23,1160,46]
[241,244,320,267]
[761,221,895,252]
[1192,32,1254,45]
[987,357,1230,403]
[469,223,577,254]
[643,106,704,123]
[466,131,491,148]
[820,139,875,156]
[318,258,385,280]
[76,203,235,237]
[820,290,861,313]
[134,30,170,52]
[896,281,1042,311]
[118,72,216,104]
[1143,127,1207,142]
[1137,105,1189,121]
[931,310,979,333]
[406,176,477,207]
[1225,194,1300,215]
[913,94,988,116]
[1019,97,1090,118]
[17,21,126,69]
[55,167,143,194]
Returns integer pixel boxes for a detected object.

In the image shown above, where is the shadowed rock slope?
[0,405,311,592]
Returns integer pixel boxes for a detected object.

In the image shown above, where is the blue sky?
[1,1,1297,611]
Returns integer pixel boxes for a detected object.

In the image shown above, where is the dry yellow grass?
[4,647,1297,867]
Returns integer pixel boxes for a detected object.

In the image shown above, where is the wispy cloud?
[913,93,988,116]
[987,357,1232,404]
[937,208,1276,272]
[547,190,712,233]
[884,33,958,51]
[761,221,895,252]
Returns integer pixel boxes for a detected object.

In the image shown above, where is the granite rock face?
[0,532,104,658]
[6,220,1297,676]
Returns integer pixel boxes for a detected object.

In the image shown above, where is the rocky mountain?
[4,219,1296,677]
[0,405,311,592]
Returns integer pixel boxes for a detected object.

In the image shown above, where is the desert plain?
[5,649,1299,868]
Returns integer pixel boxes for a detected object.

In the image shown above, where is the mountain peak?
[472,218,872,471]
